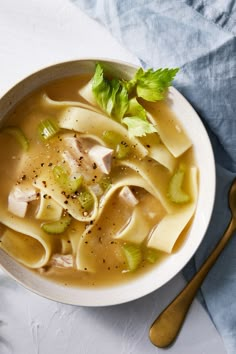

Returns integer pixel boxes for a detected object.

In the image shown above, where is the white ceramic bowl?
[0,59,215,306]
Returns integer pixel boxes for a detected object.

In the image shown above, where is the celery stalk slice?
[78,190,94,211]
[2,126,29,151]
[144,248,159,264]
[102,130,122,145]
[168,164,190,203]
[122,243,142,271]
[99,176,112,191]
[116,142,130,159]
[38,119,59,140]
[53,165,68,186]
[41,214,71,234]
[67,177,83,193]
[53,165,83,193]
[102,130,130,159]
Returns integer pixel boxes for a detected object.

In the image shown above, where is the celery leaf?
[134,67,179,101]
[126,97,146,119]
[91,63,179,137]
[122,116,157,137]
[92,63,128,121]
[92,63,111,110]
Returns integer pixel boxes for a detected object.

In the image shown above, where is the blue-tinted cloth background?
[72,0,236,352]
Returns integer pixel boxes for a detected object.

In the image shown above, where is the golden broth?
[0,74,196,287]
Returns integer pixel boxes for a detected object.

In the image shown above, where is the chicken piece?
[11,185,38,202]
[8,193,28,218]
[8,185,38,218]
[63,136,82,155]
[88,145,113,174]
[62,150,93,182]
[62,136,95,181]
[119,186,139,207]
[50,254,73,268]
[62,151,80,176]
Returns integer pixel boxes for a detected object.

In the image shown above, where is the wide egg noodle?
[114,204,151,244]
[33,171,99,222]
[118,158,175,213]
[41,93,102,114]
[147,111,192,158]
[148,143,176,173]
[76,169,161,272]
[147,166,198,253]
[78,133,106,147]
[64,221,85,256]
[58,106,148,158]
[78,79,98,107]
[35,191,63,221]
[0,210,53,268]
[139,134,176,172]
[61,236,72,255]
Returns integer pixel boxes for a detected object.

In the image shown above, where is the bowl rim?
[0,57,216,306]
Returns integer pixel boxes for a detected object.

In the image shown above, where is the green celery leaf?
[112,83,129,121]
[106,79,120,115]
[122,78,136,95]
[122,116,157,137]
[134,67,179,101]
[92,64,179,137]
[168,164,190,203]
[126,97,146,119]
[92,64,129,121]
[92,63,111,111]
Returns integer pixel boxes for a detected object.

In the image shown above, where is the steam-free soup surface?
[0,71,197,287]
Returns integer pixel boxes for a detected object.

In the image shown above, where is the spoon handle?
[149,218,236,348]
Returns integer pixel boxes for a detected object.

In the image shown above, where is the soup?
[0,64,198,287]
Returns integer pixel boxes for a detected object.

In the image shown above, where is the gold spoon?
[149,178,236,348]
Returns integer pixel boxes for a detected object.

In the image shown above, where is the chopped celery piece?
[78,190,94,211]
[122,243,142,271]
[144,248,159,264]
[116,142,130,159]
[42,214,71,234]
[99,176,112,191]
[102,130,130,159]
[38,119,59,140]
[53,166,83,193]
[102,130,121,146]
[67,176,83,193]
[2,126,29,151]
[53,165,68,186]
[168,164,190,203]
